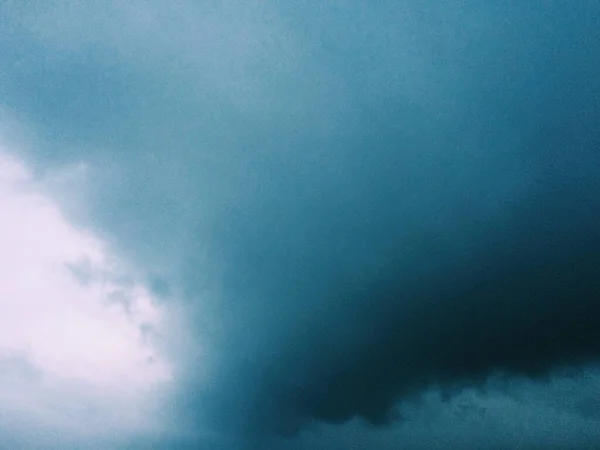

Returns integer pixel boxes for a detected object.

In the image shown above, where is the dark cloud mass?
[1,0,600,447]
[174,2,600,437]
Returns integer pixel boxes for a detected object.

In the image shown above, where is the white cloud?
[0,148,177,441]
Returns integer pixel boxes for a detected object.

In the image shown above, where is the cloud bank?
[1,1,599,448]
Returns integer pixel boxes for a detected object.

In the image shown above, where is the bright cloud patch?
[0,149,174,441]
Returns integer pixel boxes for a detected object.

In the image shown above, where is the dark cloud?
[170,2,600,439]
[1,0,600,447]
[266,371,600,450]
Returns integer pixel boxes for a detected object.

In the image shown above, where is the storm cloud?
[1,0,599,447]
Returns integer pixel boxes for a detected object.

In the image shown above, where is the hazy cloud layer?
[1,0,599,448]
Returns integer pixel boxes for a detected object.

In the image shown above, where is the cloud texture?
[0,0,599,448]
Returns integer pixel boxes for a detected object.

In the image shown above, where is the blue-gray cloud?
[1,1,599,448]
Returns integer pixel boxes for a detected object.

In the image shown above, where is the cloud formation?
[1,1,599,448]
[0,149,177,446]
[268,369,600,450]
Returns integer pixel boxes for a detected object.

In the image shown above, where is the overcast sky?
[1,1,599,448]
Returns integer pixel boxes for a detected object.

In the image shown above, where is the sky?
[0,1,599,448]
